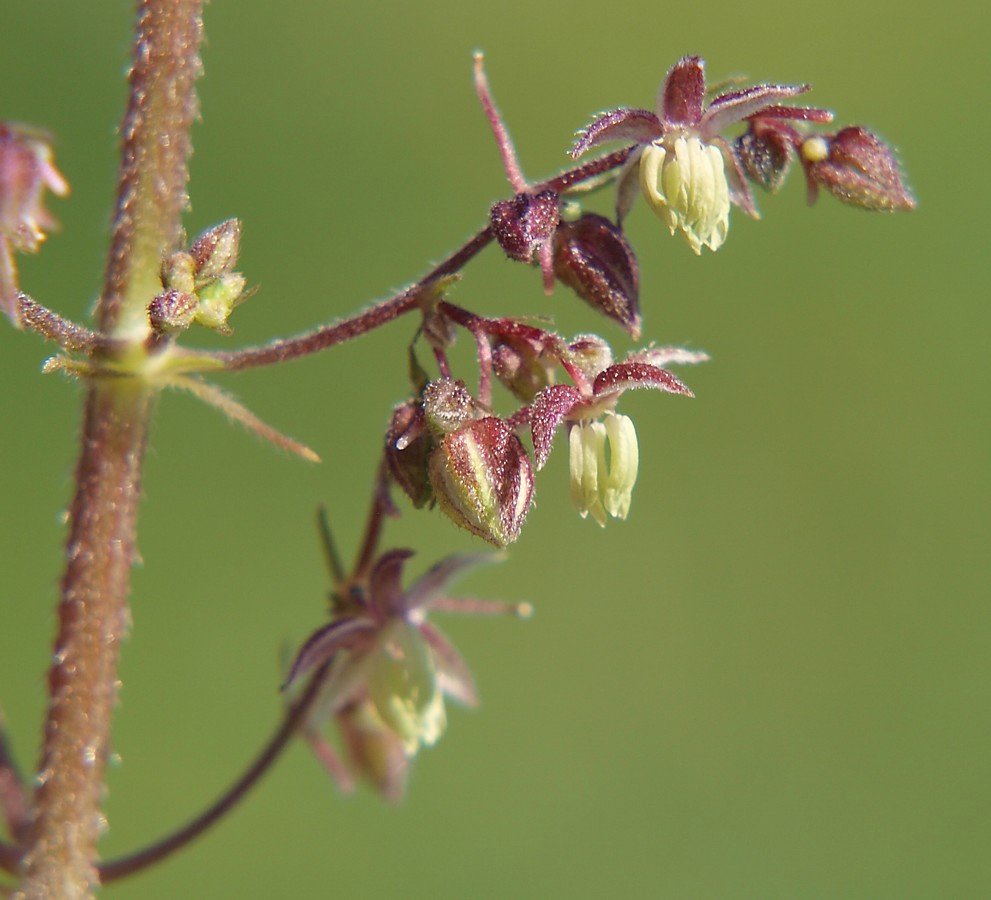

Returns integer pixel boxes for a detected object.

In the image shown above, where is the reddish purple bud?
[484,319,560,402]
[801,127,916,211]
[735,119,795,193]
[489,190,559,263]
[428,417,534,547]
[148,288,199,335]
[553,213,641,338]
[385,401,434,509]
[189,218,242,284]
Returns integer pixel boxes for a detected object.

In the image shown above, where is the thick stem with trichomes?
[17,385,154,898]
[16,2,203,897]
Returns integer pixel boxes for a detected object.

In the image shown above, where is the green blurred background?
[1,1,987,897]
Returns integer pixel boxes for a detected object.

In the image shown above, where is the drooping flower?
[528,337,708,524]
[285,550,530,800]
[571,56,833,253]
[799,126,916,212]
[0,122,69,323]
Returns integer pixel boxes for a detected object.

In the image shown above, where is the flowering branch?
[0,6,914,892]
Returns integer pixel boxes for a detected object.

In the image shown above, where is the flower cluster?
[284,548,529,801]
[568,56,914,255]
[383,301,706,545]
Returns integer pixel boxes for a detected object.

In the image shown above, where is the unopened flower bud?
[491,339,551,404]
[385,401,433,508]
[553,213,641,338]
[802,127,915,211]
[192,271,247,334]
[423,378,476,436]
[148,288,199,335]
[337,700,410,803]
[566,334,614,383]
[489,190,559,263]
[161,250,197,294]
[428,417,534,547]
[366,620,446,756]
[189,218,242,284]
[640,136,730,254]
[735,120,794,193]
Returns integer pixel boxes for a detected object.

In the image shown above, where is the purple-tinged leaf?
[615,147,644,224]
[530,384,582,469]
[748,105,833,124]
[593,362,693,398]
[735,123,795,194]
[369,548,415,616]
[701,84,810,137]
[420,622,479,708]
[404,553,502,616]
[715,136,760,218]
[303,728,356,795]
[283,617,376,689]
[659,56,706,126]
[570,108,661,159]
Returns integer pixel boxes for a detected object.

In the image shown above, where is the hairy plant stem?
[15,2,203,896]
[17,384,154,899]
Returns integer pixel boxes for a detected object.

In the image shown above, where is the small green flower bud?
[337,700,410,803]
[566,335,614,382]
[367,620,446,756]
[161,250,197,294]
[192,272,247,334]
[423,378,475,436]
